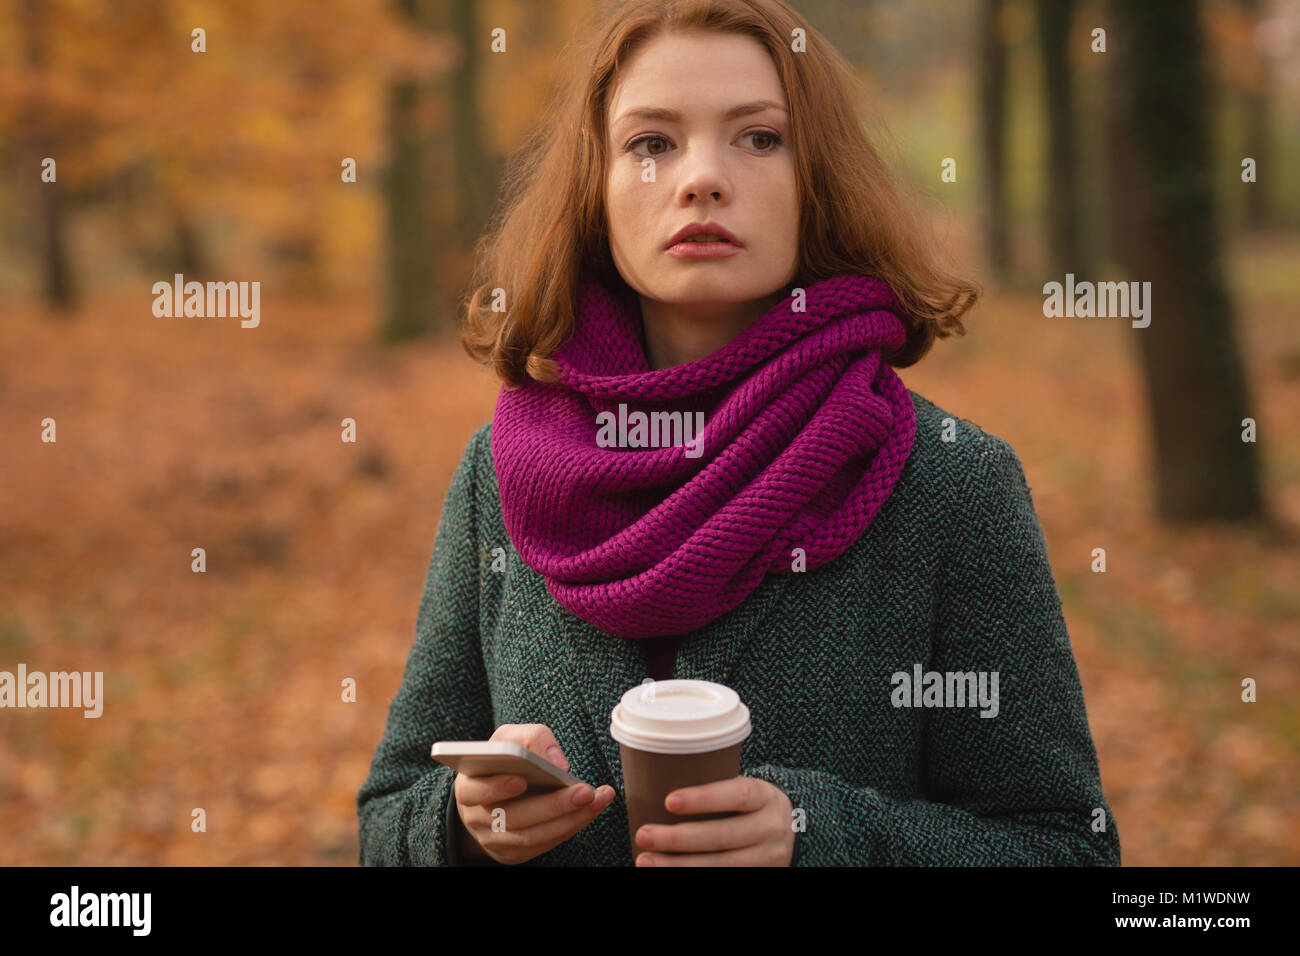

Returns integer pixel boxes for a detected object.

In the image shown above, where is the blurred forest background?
[1,0,1297,865]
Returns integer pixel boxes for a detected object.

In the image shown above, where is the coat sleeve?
[745,434,1122,866]
[356,424,501,866]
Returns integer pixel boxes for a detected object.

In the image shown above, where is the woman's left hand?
[634,776,795,866]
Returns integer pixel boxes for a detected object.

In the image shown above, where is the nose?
[678,143,728,204]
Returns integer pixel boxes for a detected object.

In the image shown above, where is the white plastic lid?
[609,679,752,755]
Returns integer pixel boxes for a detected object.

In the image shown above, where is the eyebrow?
[612,99,788,131]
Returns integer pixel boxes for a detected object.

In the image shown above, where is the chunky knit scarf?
[491,273,917,639]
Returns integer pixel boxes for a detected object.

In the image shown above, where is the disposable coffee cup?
[609,679,752,863]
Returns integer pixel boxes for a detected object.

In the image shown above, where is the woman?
[357,0,1121,867]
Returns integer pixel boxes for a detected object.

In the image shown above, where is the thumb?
[542,741,570,771]
[524,724,570,771]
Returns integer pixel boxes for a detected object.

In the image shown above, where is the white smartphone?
[431,741,588,792]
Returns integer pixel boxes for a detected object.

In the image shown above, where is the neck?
[639,292,786,370]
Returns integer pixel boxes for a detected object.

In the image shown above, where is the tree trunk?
[979,0,1010,282]
[169,201,208,278]
[23,0,77,312]
[1035,0,1087,276]
[448,0,498,247]
[383,0,438,340]
[1238,0,1273,229]
[1105,0,1264,522]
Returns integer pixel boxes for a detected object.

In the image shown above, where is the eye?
[743,129,783,152]
[626,134,671,157]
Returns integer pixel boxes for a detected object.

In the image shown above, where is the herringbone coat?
[357,390,1122,866]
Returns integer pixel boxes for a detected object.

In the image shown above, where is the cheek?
[779,169,799,233]
[605,172,627,220]
[607,176,647,242]
[755,166,799,236]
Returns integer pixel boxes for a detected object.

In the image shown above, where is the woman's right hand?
[453,723,616,865]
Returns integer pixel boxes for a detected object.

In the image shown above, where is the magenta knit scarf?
[491,273,917,639]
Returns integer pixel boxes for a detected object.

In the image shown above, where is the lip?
[665,240,743,260]
[665,221,744,250]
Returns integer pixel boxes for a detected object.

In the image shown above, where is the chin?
[662,272,760,300]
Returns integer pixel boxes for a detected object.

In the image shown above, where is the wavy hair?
[460,0,978,388]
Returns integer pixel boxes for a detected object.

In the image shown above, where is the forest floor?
[1,232,1297,865]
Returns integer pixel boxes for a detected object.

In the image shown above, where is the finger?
[636,841,775,867]
[516,723,570,769]
[542,746,570,771]
[470,782,608,832]
[635,811,760,854]
[664,776,767,815]
[490,723,570,771]
[482,785,617,857]
[455,771,530,807]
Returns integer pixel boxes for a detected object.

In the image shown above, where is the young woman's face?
[605,30,799,310]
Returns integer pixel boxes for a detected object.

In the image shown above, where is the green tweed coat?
[357,389,1122,866]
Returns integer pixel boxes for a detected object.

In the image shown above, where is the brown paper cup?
[619,741,743,862]
[609,679,752,864]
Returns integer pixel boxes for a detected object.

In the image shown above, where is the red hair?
[461,0,978,388]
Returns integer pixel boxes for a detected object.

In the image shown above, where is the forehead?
[608,30,787,128]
